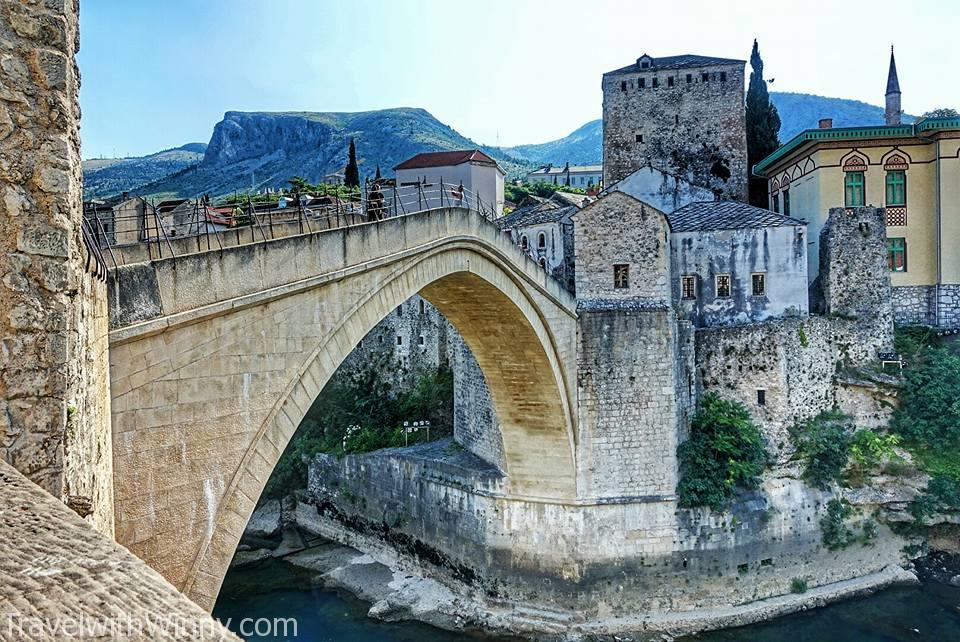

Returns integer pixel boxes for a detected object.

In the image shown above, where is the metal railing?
[83,181,500,269]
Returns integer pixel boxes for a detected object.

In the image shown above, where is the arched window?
[520,235,528,250]
[843,156,867,207]
[538,257,547,269]
[537,232,546,249]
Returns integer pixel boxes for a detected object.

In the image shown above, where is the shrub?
[790,577,809,594]
[891,347,960,447]
[820,498,856,550]
[909,475,960,522]
[677,393,769,511]
[790,411,852,489]
[845,429,902,486]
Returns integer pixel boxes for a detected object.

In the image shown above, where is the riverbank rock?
[245,499,282,539]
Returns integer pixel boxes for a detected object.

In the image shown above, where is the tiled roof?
[668,201,805,232]
[394,149,500,171]
[606,54,744,76]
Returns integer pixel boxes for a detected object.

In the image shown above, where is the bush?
[909,475,960,522]
[677,393,769,511]
[891,347,960,447]
[790,577,809,594]
[790,411,852,489]
[820,499,856,550]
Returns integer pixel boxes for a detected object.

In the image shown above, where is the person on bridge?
[452,183,465,208]
[367,181,386,221]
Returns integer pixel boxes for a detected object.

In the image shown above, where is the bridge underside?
[107,209,578,609]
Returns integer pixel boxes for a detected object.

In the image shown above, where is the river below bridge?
[213,557,960,642]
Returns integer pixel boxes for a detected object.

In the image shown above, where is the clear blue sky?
[78,0,960,160]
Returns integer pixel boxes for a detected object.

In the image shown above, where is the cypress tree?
[746,39,781,207]
[344,138,360,188]
[375,164,382,180]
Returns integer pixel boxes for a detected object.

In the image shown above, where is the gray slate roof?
[497,204,578,229]
[668,201,806,232]
[606,54,744,76]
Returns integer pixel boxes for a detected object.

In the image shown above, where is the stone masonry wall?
[573,191,671,303]
[576,307,688,499]
[891,285,936,326]
[451,334,504,471]
[696,316,895,462]
[818,206,894,353]
[602,59,747,200]
[937,284,960,328]
[0,0,113,534]
[307,444,906,619]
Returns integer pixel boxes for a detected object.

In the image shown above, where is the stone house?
[602,53,748,201]
[753,49,960,327]
[496,191,587,295]
[669,201,809,327]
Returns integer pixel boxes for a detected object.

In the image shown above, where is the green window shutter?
[887,237,907,272]
[885,170,906,206]
[845,172,865,207]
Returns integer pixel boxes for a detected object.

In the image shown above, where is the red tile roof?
[393,149,500,171]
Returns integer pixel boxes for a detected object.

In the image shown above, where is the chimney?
[818,118,833,129]
[122,191,129,200]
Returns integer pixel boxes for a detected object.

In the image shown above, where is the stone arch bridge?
[106,207,578,609]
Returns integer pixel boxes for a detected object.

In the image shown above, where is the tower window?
[681,275,696,299]
[720,71,727,82]
[888,238,907,272]
[396,335,403,346]
[537,232,546,249]
[639,77,646,89]
[845,171,865,207]
[419,299,425,314]
[701,72,710,82]
[667,76,674,87]
[613,264,630,289]
[715,274,731,298]
[418,334,425,347]
[675,115,679,125]
[621,80,627,92]
[752,273,766,297]
[521,235,528,250]
[396,305,402,317]
[757,389,766,406]
[652,77,659,88]
[636,134,644,143]
[686,73,693,84]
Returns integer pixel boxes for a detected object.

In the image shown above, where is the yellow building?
[754,52,960,327]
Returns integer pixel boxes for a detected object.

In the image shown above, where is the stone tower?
[602,53,748,202]
[885,46,902,126]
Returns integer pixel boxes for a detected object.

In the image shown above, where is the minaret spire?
[885,45,902,125]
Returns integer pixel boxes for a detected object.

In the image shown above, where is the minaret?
[885,45,902,125]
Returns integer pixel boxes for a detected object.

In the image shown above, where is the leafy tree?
[261,353,453,500]
[677,393,769,511]
[746,39,781,207]
[344,138,360,188]
[789,410,852,489]
[288,175,310,194]
[891,347,960,446]
[920,107,959,120]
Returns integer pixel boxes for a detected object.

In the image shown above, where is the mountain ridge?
[83,93,915,200]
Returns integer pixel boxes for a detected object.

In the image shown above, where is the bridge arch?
[106,209,578,610]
